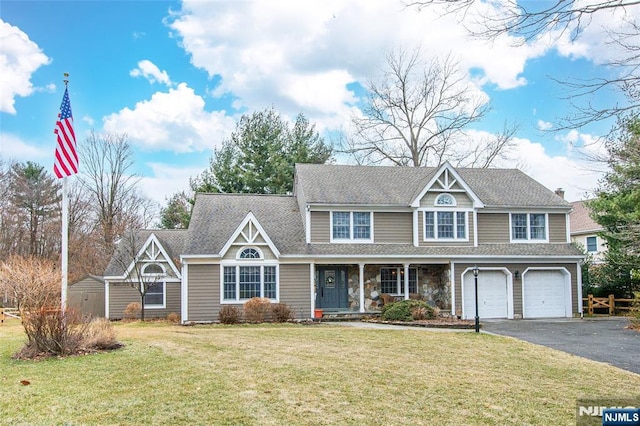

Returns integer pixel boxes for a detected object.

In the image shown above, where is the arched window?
[142,263,165,275]
[434,193,456,206]
[239,247,261,259]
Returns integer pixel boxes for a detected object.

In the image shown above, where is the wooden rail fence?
[1,308,20,325]
[583,294,635,316]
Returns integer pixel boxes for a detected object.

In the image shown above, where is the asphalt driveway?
[482,317,640,375]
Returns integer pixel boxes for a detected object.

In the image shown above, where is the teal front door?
[316,267,348,310]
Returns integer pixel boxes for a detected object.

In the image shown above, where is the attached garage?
[462,270,511,319]
[522,269,571,318]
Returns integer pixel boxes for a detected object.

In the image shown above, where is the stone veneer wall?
[345,264,451,312]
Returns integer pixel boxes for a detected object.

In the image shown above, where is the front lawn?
[0,319,638,425]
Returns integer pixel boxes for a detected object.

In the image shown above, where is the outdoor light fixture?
[472,265,480,333]
[514,270,520,280]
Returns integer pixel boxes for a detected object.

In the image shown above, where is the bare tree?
[344,49,516,167]
[79,131,157,258]
[408,1,640,132]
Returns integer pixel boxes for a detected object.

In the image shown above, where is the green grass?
[0,318,638,425]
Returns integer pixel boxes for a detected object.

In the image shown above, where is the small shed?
[68,275,105,318]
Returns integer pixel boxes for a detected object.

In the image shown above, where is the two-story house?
[102,162,584,322]
[570,200,607,263]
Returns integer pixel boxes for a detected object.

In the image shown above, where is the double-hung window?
[223,247,278,302]
[586,236,598,252]
[144,282,164,308]
[380,267,417,295]
[424,211,467,240]
[142,263,166,308]
[331,211,372,242]
[511,213,547,241]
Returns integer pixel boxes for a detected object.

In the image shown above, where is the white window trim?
[380,267,417,296]
[422,209,470,242]
[220,262,280,304]
[144,281,166,309]
[330,211,374,243]
[509,213,549,243]
[586,236,598,253]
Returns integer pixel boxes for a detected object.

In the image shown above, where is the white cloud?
[537,120,553,131]
[552,2,640,64]
[0,133,50,163]
[139,162,204,204]
[506,136,603,201]
[0,20,51,114]
[102,83,235,153]
[166,0,545,127]
[130,60,172,86]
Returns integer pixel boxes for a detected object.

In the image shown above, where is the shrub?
[381,300,435,322]
[219,305,241,324]
[243,297,272,323]
[271,303,294,323]
[18,308,87,358]
[166,312,180,323]
[123,302,141,320]
[83,318,121,350]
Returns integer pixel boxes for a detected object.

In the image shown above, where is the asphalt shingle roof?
[104,229,187,277]
[570,200,602,234]
[183,193,307,255]
[295,164,571,208]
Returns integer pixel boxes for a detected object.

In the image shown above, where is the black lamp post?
[473,265,480,333]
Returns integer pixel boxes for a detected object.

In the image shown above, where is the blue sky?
[1,0,632,207]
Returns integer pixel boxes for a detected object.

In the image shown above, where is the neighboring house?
[103,162,584,322]
[570,200,606,263]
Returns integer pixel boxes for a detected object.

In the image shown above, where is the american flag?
[53,87,78,178]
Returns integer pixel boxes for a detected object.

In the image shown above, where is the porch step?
[319,312,380,322]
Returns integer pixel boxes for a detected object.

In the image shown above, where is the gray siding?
[476,213,509,243]
[310,211,330,243]
[187,264,220,322]
[374,212,412,243]
[109,281,181,320]
[453,262,578,317]
[278,264,311,318]
[186,263,311,322]
[549,213,567,243]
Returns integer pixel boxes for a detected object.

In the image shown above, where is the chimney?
[554,188,565,199]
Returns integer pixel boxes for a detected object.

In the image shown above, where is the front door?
[316,267,349,310]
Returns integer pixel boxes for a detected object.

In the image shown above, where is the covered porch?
[312,262,452,315]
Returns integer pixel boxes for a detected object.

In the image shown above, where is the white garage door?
[523,270,568,318]
[463,271,508,319]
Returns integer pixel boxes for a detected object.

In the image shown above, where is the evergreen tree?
[588,117,640,297]
[191,108,332,195]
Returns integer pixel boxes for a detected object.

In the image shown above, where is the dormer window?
[435,193,456,206]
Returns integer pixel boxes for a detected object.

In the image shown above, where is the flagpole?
[60,73,70,311]
[61,175,69,311]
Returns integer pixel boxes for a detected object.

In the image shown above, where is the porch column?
[404,263,410,300]
[310,263,316,316]
[359,263,365,313]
